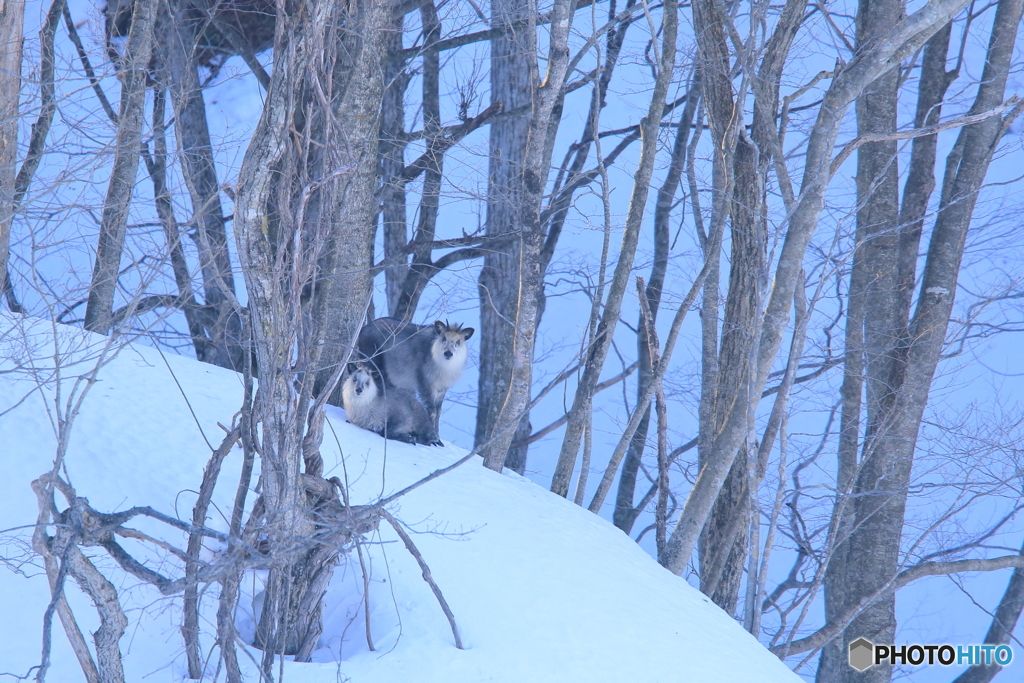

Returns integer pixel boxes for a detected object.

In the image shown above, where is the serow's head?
[433,320,474,360]
[346,363,377,397]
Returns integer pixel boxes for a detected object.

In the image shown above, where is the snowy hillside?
[0,317,800,682]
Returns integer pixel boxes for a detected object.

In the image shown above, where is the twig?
[209,16,271,89]
[62,3,118,123]
[356,543,376,651]
[514,362,640,447]
[586,193,721,513]
[774,554,1024,659]
[829,98,1018,175]
[380,511,463,650]
[636,278,669,562]
[184,426,241,678]
[398,101,503,183]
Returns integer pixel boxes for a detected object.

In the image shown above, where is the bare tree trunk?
[662,0,974,576]
[143,83,210,361]
[0,0,25,312]
[34,481,129,683]
[182,429,239,678]
[818,0,905,677]
[217,373,254,683]
[551,0,678,493]
[688,0,748,607]
[234,0,390,659]
[821,193,868,677]
[817,0,1022,678]
[614,72,701,534]
[391,0,443,323]
[380,8,409,316]
[475,0,535,469]
[311,3,390,406]
[4,0,65,313]
[84,0,157,334]
[952,540,1024,683]
[477,0,578,472]
[699,132,767,614]
[693,0,807,613]
[160,0,244,369]
[64,548,128,683]
[820,0,905,678]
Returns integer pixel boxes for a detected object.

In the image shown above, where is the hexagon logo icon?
[849,637,875,671]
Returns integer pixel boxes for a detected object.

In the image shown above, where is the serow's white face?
[434,331,469,364]
[347,367,377,398]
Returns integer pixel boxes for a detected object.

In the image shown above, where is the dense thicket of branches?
[3,0,1024,681]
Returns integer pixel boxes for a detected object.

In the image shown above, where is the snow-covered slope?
[0,318,800,682]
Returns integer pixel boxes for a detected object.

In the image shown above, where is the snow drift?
[0,317,799,682]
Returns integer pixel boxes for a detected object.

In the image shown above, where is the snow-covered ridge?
[0,317,799,682]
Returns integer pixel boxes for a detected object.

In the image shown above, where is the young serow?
[341,362,443,446]
[357,318,474,432]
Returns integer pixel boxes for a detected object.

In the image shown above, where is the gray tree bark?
[160,0,245,370]
[819,0,906,676]
[142,84,209,361]
[380,7,410,316]
[83,0,157,334]
[686,0,805,613]
[698,141,765,614]
[690,0,757,604]
[475,0,536,471]
[233,0,390,661]
[662,0,975,576]
[312,3,391,406]
[476,0,580,473]
[0,0,25,312]
[816,0,1022,677]
[550,0,678,493]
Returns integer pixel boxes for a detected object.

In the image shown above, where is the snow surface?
[0,316,800,682]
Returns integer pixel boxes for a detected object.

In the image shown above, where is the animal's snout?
[444,350,453,359]
[355,387,363,395]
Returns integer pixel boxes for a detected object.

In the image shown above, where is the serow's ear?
[434,320,446,335]
[462,327,474,340]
